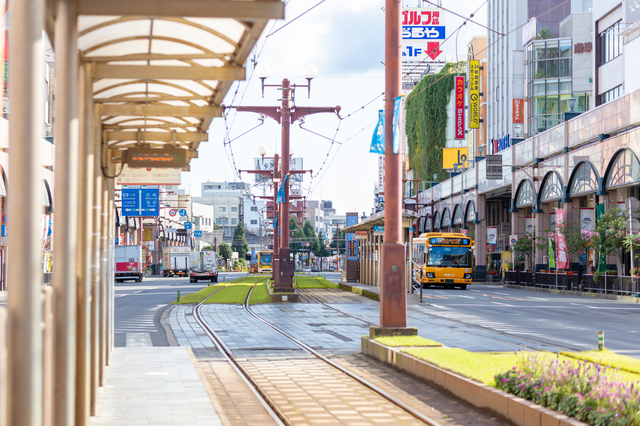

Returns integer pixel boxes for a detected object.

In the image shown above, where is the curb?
[361,337,587,426]
[160,304,179,347]
[266,278,300,303]
[504,284,640,304]
[337,282,380,301]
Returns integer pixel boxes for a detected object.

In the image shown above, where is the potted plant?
[631,267,640,277]
[487,259,497,275]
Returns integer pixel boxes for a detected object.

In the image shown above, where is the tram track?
[193,278,444,426]
[297,277,582,353]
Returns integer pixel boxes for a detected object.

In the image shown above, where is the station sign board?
[355,231,368,240]
[116,164,181,185]
[125,148,187,168]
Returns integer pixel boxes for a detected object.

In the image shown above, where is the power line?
[266,0,327,38]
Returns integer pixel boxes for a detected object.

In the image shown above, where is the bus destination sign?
[430,237,470,246]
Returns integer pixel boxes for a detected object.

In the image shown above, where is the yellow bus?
[257,250,273,273]
[412,232,473,290]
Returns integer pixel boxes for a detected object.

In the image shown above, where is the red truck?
[115,245,144,283]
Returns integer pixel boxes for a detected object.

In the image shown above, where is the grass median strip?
[402,348,532,386]
[173,277,268,305]
[560,349,640,375]
[295,276,339,289]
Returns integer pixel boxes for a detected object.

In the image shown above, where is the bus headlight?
[426,272,435,278]
[464,273,472,279]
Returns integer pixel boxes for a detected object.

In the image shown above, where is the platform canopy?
[342,210,419,233]
[47,0,284,167]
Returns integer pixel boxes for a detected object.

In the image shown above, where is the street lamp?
[301,64,318,98]
[255,63,271,98]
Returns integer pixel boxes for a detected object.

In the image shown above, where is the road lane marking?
[496,292,510,295]
[491,302,514,306]
[457,295,475,299]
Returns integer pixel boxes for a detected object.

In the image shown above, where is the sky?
[181,0,488,215]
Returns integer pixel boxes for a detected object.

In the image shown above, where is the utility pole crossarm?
[290,106,341,123]
[235,106,281,123]
[239,169,274,178]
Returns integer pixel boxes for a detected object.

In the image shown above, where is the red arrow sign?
[426,42,442,60]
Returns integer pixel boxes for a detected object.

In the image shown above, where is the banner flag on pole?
[370,110,385,154]
[393,96,401,154]
[273,212,278,228]
[556,208,570,269]
[549,238,555,269]
[276,174,288,204]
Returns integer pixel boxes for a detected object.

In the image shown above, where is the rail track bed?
[189,281,513,426]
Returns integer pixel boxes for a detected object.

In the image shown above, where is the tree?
[313,231,330,269]
[585,208,627,272]
[330,227,345,251]
[537,27,553,40]
[231,221,249,260]
[214,223,219,230]
[513,233,534,270]
[202,245,216,252]
[218,242,232,261]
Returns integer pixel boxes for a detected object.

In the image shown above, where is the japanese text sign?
[556,209,569,269]
[469,60,479,129]
[454,76,465,139]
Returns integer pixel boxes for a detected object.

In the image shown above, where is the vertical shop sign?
[469,60,479,129]
[556,209,569,269]
[455,76,465,139]
[513,99,524,124]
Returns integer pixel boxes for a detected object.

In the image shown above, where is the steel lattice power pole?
[236,79,339,291]
[377,0,410,332]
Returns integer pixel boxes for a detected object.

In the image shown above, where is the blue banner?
[393,96,401,154]
[273,212,278,228]
[370,110,385,154]
[276,174,288,203]
[251,248,256,265]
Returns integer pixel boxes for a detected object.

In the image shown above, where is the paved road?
[114,272,246,347]
[412,284,640,356]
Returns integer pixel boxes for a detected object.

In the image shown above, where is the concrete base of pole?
[275,247,293,291]
[369,326,417,337]
[379,242,407,327]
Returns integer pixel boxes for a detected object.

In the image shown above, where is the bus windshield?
[259,253,273,265]
[427,246,472,267]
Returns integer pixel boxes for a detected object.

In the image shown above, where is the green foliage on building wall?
[405,62,464,184]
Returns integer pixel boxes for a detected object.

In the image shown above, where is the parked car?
[311,267,319,272]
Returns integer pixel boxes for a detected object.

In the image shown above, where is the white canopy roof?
[51,1,284,165]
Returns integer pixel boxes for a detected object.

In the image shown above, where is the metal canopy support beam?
[102,104,222,117]
[52,0,80,424]
[105,131,208,142]
[77,0,284,19]
[93,64,246,81]
[96,96,211,103]
[81,53,228,62]
[103,123,198,130]
[7,0,45,424]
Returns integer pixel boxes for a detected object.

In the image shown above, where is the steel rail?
[301,278,582,353]
[243,285,443,426]
[295,277,377,326]
[192,289,287,426]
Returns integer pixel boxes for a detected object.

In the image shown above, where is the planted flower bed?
[495,353,640,426]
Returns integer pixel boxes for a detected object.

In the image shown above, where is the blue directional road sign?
[122,186,159,217]
[179,209,187,217]
[193,230,202,237]
[184,222,192,230]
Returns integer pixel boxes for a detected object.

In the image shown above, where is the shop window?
[605,149,640,189]
[570,162,598,196]
[515,180,534,207]
[441,208,451,227]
